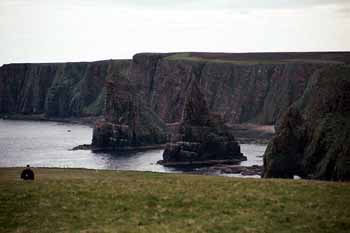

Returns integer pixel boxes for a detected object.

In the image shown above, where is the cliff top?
[2,52,350,67]
[0,59,132,68]
[134,51,350,65]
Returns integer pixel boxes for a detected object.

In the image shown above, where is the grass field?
[0,168,349,233]
[164,53,344,65]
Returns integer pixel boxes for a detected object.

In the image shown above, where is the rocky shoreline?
[72,143,166,153]
[207,164,263,176]
[157,158,247,167]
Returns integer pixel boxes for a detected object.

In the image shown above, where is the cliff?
[2,52,349,125]
[0,60,131,118]
[129,52,350,124]
[263,65,350,181]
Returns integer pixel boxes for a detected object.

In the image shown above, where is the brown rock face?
[0,60,131,118]
[2,52,349,126]
[92,74,168,150]
[263,65,350,181]
[182,81,210,126]
[160,80,246,164]
[129,52,350,125]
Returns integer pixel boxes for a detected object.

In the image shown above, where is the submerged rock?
[159,80,246,165]
[263,65,350,181]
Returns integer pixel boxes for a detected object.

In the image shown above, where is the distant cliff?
[128,52,350,124]
[0,60,131,118]
[94,52,350,152]
[1,52,350,125]
[263,65,350,181]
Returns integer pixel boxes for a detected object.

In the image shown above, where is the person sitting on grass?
[21,164,34,180]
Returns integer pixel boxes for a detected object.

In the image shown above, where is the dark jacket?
[21,168,34,180]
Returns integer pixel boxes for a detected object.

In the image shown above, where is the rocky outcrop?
[159,80,246,165]
[0,60,131,118]
[91,74,168,150]
[263,65,350,181]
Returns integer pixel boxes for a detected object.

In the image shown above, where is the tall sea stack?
[92,74,168,150]
[159,80,246,165]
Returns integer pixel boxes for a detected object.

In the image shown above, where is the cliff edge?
[263,65,350,181]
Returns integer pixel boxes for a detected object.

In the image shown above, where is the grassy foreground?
[0,168,349,233]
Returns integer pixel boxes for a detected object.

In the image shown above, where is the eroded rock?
[159,80,246,165]
[0,60,131,118]
[91,75,168,150]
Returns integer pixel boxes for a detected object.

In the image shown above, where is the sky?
[0,0,349,65]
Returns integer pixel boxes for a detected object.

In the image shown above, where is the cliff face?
[0,60,131,118]
[129,52,349,124]
[263,65,350,181]
[1,52,349,126]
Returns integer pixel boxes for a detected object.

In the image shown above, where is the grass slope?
[0,168,349,233]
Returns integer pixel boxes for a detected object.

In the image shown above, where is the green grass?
[164,53,344,65]
[0,168,349,233]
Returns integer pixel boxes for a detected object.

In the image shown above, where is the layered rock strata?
[91,75,168,150]
[129,52,350,124]
[2,52,350,157]
[2,52,349,125]
[159,80,246,165]
[0,60,131,118]
[263,65,350,181]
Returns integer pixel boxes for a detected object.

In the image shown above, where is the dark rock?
[240,165,263,176]
[160,80,246,165]
[0,60,131,118]
[202,164,263,176]
[91,74,168,150]
[129,52,350,125]
[263,65,350,181]
[71,144,92,150]
[2,52,349,125]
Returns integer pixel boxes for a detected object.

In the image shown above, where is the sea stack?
[159,80,246,165]
[92,75,168,150]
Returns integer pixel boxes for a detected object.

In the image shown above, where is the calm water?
[0,119,266,176]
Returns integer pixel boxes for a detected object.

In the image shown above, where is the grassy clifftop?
[164,52,350,65]
[0,168,349,233]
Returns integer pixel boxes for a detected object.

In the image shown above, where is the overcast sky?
[0,0,349,65]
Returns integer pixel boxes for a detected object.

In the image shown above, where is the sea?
[0,119,266,177]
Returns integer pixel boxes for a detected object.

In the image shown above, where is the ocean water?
[0,119,266,176]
